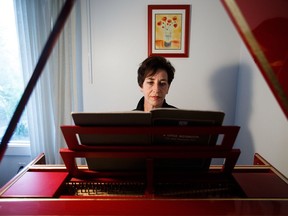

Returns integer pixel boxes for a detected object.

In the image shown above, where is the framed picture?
[148,5,190,57]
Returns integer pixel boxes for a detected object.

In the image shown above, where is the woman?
[135,56,176,112]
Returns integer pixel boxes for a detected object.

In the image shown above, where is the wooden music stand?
[60,125,241,195]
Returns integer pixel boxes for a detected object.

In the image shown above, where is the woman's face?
[140,69,170,112]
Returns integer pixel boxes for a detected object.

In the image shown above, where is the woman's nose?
[152,83,160,92]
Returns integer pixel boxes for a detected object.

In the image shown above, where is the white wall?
[234,42,288,175]
[81,0,241,125]
[79,0,288,176]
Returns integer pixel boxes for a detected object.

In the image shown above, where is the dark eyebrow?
[146,77,168,82]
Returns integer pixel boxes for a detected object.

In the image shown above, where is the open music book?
[72,108,224,145]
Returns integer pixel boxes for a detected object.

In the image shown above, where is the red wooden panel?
[0,199,288,215]
[60,125,240,150]
[222,0,288,119]
[1,172,68,198]
[233,172,288,198]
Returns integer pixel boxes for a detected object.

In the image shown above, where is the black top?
[134,97,176,111]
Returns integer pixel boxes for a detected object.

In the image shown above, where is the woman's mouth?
[151,96,161,101]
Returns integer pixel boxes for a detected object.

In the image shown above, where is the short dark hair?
[137,56,175,87]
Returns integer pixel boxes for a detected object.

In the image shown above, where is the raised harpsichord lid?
[221,0,288,119]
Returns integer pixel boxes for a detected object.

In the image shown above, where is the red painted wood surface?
[0,199,288,215]
[1,153,288,215]
[222,0,288,118]
[1,172,68,198]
